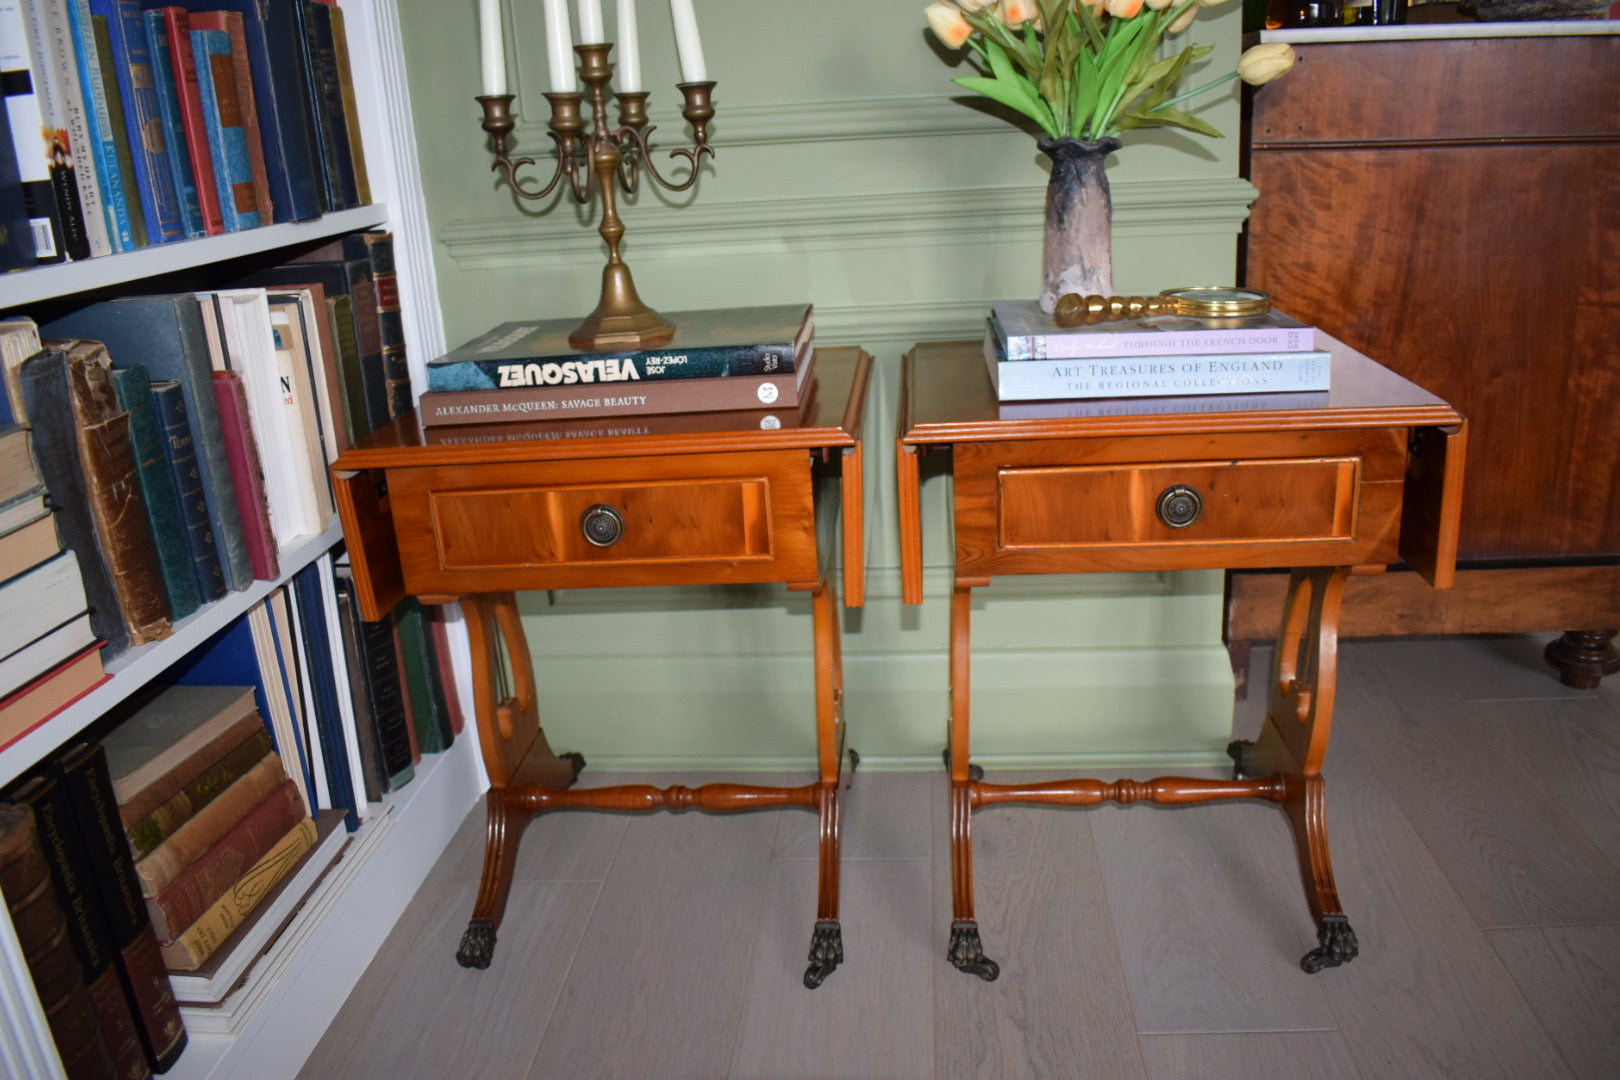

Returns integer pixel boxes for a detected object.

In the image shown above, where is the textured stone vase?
[1039,136,1122,314]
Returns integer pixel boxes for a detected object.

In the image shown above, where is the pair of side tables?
[331,335,1465,989]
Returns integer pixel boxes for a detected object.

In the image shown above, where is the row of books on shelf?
[415,302,817,429]
[0,0,370,271]
[982,298,1332,407]
[0,229,407,703]
[1,551,463,1074]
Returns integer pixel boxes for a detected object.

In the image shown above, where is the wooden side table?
[896,337,1465,979]
[331,347,871,988]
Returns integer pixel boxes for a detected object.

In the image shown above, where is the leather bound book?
[110,365,202,622]
[149,378,226,603]
[135,751,285,897]
[334,570,411,793]
[127,726,273,857]
[0,803,120,1080]
[188,22,262,232]
[19,343,130,657]
[56,743,189,1072]
[211,370,279,580]
[11,773,152,1080]
[144,777,307,941]
[190,11,272,228]
[63,342,173,645]
[42,296,252,593]
[152,6,224,236]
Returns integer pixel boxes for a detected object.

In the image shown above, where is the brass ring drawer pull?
[1156,484,1203,529]
[580,504,625,547]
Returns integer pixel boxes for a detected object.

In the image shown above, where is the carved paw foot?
[561,751,587,781]
[457,920,496,969]
[803,920,843,989]
[1300,914,1359,973]
[948,921,1000,981]
[1227,740,1251,781]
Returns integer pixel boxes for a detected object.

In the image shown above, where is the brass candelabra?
[476,42,715,350]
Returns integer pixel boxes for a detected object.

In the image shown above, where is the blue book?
[189,25,260,231]
[88,0,183,243]
[0,103,34,270]
[140,8,204,237]
[290,562,358,829]
[149,378,226,602]
[173,0,322,222]
[63,0,135,250]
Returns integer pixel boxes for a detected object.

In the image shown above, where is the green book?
[394,598,452,754]
[110,366,200,621]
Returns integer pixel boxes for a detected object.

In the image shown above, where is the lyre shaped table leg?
[455,593,585,969]
[1228,566,1359,973]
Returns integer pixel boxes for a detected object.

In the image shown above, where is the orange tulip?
[924,2,973,49]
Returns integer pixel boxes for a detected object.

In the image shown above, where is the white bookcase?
[0,3,484,1075]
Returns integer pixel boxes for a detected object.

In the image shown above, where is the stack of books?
[982,299,1331,405]
[99,684,323,974]
[0,421,106,746]
[416,303,816,429]
[1,0,371,270]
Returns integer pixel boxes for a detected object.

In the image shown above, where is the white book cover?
[992,299,1316,359]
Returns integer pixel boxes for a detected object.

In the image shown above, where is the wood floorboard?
[302,637,1620,1079]
[729,859,936,1079]
[1488,925,1620,1080]
[930,772,1150,1080]
[1344,644,1620,928]
[1137,1031,1362,1080]
[526,773,784,1080]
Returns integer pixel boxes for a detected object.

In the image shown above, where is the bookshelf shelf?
[0,523,345,791]
[1,207,392,309]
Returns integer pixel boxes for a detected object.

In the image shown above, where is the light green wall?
[396,1,1255,768]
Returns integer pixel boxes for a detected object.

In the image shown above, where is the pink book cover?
[210,371,279,580]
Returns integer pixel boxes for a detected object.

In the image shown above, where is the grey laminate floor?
[299,634,1620,1080]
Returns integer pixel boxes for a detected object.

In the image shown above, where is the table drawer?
[384,450,819,593]
[954,431,1408,576]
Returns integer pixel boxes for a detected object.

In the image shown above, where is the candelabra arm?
[477,94,583,202]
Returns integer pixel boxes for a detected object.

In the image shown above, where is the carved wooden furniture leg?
[805,580,847,989]
[1227,566,1358,973]
[947,583,999,980]
[1543,629,1620,689]
[456,593,584,968]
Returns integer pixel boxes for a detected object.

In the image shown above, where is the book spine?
[18,346,131,657]
[0,803,121,1079]
[210,369,278,580]
[394,596,448,755]
[157,5,221,235]
[144,776,306,941]
[216,10,270,226]
[418,372,802,427]
[135,751,285,896]
[326,5,366,204]
[126,727,273,856]
[140,7,204,238]
[65,344,172,645]
[989,350,1334,401]
[91,0,182,243]
[150,377,226,603]
[1,0,68,262]
[90,12,144,245]
[290,563,359,827]
[351,232,410,416]
[14,0,93,261]
[11,775,150,1079]
[109,364,201,621]
[335,570,412,791]
[36,0,110,257]
[295,0,352,209]
[157,814,314,970]
[425,342,801,393]
[56,742,188,1072]
[999,324,1319,360]
[0,103,36,269]
[188,24,258,230]
[65,0,132,249]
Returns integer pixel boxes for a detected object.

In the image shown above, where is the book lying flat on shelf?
[991,299,1316,360]
[0,644,107,750]
[426,303,814,392]
[984,326,1333,402]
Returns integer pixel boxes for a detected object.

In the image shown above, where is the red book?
[187,10,273,225]
[145,778,308,942]
[210,371,279,580]
[156,7,224,235]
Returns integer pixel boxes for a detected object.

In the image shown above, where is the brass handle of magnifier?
[1054,288,1272,327]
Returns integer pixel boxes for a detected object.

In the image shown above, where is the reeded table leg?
[804,581,848,988]
[946,583,999,980]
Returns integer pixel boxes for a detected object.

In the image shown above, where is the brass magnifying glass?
[1055,286,1273,327]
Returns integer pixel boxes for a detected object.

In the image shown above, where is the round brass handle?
[580,504,625,547]
[1156,485,1203,529]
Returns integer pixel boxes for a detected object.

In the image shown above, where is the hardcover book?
[0,509,57,579]
[426,303,814,392]
[418,366,809,428]
[27,0,108,257]
[101,683,260,808]
[990,299,1317,360]
[189,22,261,231]
[0,100,36,267]
[0,613,95,701]
[135,750,285,897]
[188,9,270,225]
[91,11,147,246]
[63,0,136,251]
[0,643,106,749]
[56,741,189,1071]
[150,5,223,235]
[141,7,206,238]
[293,0,356,210]
[150,377,227,602]
[43,295,254,593]
[126,726,273,857]
[1,0,68,262]
[0,550,88,660]
[211,369,279,580]
[333,566,412,793]
[88,0,184,244]
[109,365,202,621]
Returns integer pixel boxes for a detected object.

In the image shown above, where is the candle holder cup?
[476,41,716,350]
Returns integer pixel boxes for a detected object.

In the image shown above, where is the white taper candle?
[615,0,641,92]
[543,0,577,92]
[577,0,605,44]
[479,0,506,95]
[669,0,705,83]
